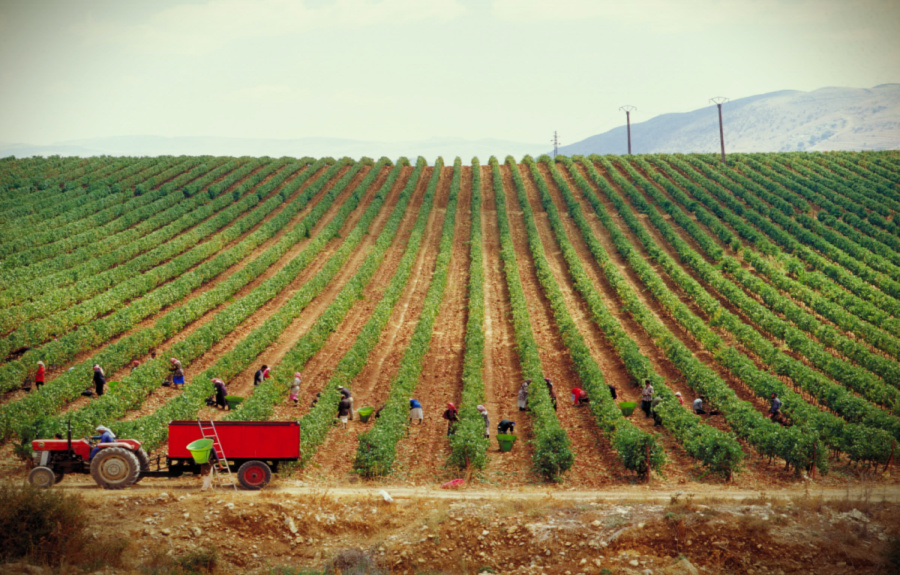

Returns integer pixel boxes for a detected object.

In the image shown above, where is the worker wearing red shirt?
[571,387,589,407]
[35,361,45,390]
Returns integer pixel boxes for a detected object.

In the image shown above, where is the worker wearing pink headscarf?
[477,404,490,438]
[442,402,459,436]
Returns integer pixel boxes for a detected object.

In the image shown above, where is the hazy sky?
[1,0,898,146]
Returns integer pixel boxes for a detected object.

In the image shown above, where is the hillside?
[560,84,900,156]
[0,151,899,497]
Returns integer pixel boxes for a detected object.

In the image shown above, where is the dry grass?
[0,484,87,566]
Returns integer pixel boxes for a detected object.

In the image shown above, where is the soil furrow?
[45,164,343,417]
[391,165,472,486]
[304,165,449,481]
[499,163,626,488]
[478,164,539,484]
[110,165,383,424]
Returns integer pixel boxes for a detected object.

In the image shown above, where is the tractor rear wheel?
[237,460,271,490]
[54,471,65,484]
[134,448,150,483]
[91,447,140,489]
[28,466,55,489]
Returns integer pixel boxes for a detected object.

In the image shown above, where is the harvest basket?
[187,439,213,464]
[619,402,637,417]
[497,434,517,452]
[358,407,375,423]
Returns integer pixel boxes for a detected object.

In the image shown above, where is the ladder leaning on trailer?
[197,420,237,490]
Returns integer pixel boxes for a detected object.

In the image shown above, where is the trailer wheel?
[133,448,150,483]
[91,447,140,490]
[237,460,271,490]
[28,466,55,489]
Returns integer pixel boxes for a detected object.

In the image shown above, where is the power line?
[551,131,560,158]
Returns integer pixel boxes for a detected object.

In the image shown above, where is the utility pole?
[710,97,728,164]
[619,106,637,154]
[551,131,560,158]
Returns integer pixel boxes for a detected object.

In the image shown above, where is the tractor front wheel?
[237,460,272,490]
[91,447,140,490]
[28,466,56,489]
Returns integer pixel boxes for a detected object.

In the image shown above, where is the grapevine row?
[448,159,491,470]
[354,158,459,476]
[517,157,667,476]
[38,159,393,441]
[490,157,574,481]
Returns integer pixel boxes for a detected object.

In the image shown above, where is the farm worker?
[409,399,423,425]
[675,391,684,406]
[497,420,516,434]
[253,365,270,387]
[35,361,45,390]
[769,393,783,419]
[337,397,352,428]
[650,396,663,427]
[289,373,302,405]
[518,380,530,411]
[211,378,228,409]
[442,402,459,436]
[170,358,185,389]
[571,387,589,406]
[92,365,106,396]
[90,425,116,459]
[607,384,617,400]
[338,386,354,420]
[693,397,719,416]
[640,380,654,418]
[544,378,558,411]
[131,360,140,373]
[311,392,321,408]
[477,404,490,438]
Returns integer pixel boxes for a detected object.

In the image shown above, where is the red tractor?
[28,425,149,490]
[28,420,300,490]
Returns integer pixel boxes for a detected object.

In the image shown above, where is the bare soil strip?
[303,166,451,480]
[61,164,326,369]
[478,164,540,484]
[525,164,706,484]
[48,165,344,418]
[499,163,629,488]
[118,165,385,423]
[558,163,803,484]
[390,165,472,485]
[283,166,423,425]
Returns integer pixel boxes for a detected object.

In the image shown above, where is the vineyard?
[1,150,899,489]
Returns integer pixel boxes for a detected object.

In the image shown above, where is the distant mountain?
[0,135,544,162]
[559,84,900,156]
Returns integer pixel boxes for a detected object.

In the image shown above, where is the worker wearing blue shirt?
[90,425,116,459]
[409,399,423,424]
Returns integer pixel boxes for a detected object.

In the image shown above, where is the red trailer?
[28,420,300,491]
[165,420,300,489]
